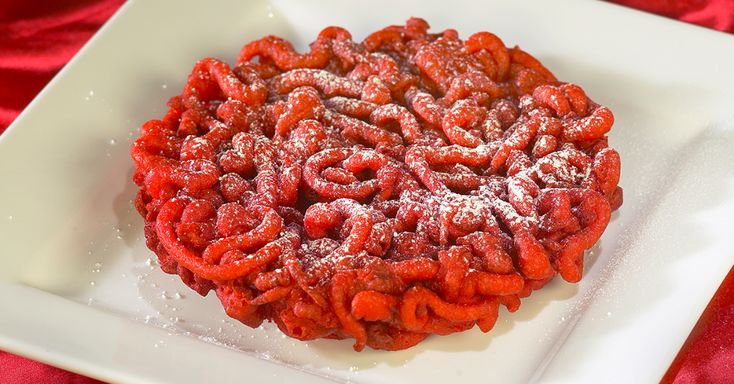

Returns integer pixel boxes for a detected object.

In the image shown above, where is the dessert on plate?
[131,18,622,351]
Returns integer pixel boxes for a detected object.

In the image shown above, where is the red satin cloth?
[0,1,732,383]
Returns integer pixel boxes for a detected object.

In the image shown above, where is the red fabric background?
[0,1,732,383]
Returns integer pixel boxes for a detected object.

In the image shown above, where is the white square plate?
[2,0,734,382]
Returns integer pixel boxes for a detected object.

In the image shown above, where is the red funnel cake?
[131,18,622,351]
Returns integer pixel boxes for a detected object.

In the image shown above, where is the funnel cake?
[131,18,622,351]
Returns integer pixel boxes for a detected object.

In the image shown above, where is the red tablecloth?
[1,1,732,383]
